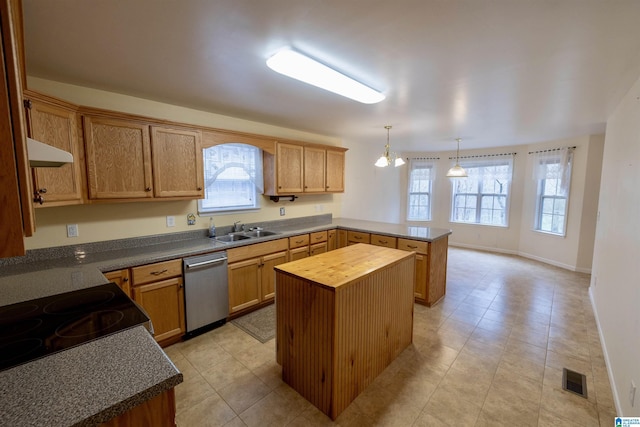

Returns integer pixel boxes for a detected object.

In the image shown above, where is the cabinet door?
[310,242,327,257]
[276,143,304,193]
[260,250,287,301]
[303,146,326,192]
[0,0,34,258]
[414,253,428,300]
[133,277,185,344]
[25,95,83,205]
[325,148,345,192]
[337,230,348,248]
[228,257,261,313]
[151,126,204,198]
[327,229,337,251]
[289,246,309,261]
[84,116,153,199]
[104,269,131,298]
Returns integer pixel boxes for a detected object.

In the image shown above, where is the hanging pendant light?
[375,126,405,167]
[446,138,468,177]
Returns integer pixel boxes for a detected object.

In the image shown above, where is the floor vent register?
[562,368,588,398]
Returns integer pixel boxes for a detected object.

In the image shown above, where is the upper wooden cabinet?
[1,0,34,258]
[274,142,304,193]
[325,148,345,192]
[24,91,83,206]
[83,113,204,201]
[303,146,326,192]
[151,126,204,198]
[84,115,153,200]
[264,141,347,196]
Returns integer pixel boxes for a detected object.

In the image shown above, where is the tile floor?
[164,247,617,426]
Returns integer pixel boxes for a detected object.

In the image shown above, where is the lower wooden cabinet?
[101,388,176,427]
[227,239,288,314]
[347,230,370,245]
[133,277,185,345]
[103,269,131,298]
[397,236,448,306]
[126,259,185,347]
[327,229,337,251]
[289,234,310,261]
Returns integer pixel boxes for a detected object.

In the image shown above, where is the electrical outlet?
[280,207,285,216]
[630,380,637,407]
[66,224,79,238]
[166,216,175,227]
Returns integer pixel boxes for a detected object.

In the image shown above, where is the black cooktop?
[0,283,149,372]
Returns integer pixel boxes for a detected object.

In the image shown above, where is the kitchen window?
[407,159,435,221]
[198,143,263,213]
[450,156,513,226]
[532,148,574,236]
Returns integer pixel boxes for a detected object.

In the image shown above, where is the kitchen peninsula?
[275,244,416,420]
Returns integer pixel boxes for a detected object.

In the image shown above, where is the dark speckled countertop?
[0,215,451,426]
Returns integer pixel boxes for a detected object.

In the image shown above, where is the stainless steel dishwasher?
[183,251,228,338]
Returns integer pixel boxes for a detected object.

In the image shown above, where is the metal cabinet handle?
[379,240,388,244]
[150,269,168,275]
[408,245,418,249]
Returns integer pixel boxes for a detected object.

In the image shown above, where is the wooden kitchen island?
[275,244,415,420]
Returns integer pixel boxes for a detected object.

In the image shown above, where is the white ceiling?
[22,0,640,152]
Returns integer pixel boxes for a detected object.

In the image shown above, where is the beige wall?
[342,134,605,272]
[24,78,343,250]
[591,72,640,416]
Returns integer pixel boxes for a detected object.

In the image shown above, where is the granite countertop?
[0,215,451,426]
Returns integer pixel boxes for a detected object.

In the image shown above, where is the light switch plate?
[166,216,175,227]
[66,224,79,238]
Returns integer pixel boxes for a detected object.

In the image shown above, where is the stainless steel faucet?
[232,221,243,232]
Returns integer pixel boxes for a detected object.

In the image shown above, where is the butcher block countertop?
[275,243,416,290]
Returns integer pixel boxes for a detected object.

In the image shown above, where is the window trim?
[198,143,263,215]
[406,159,435,222]
[533,152,573,237]
[449,157,513,227]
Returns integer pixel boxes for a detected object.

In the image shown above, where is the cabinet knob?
[197,187,202,191]
[145,187,152,192]
[123,278,129,282]
[33,193,45,205]
[38,188,47,194]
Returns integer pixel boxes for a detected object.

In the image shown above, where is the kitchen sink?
[214,233,252,243]
[241,230,280,238]
[214,229,280,243]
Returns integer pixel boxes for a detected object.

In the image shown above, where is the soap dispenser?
[209,217,216,238]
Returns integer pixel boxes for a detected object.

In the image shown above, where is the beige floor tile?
[539,385,600,427]
[174,372,217,415]
[200,357,253,391]
[417,386,482,426]
[175,392,237,427]
[217,370,272,414]
[238,385,311,427]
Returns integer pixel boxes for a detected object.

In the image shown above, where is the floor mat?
[230,304,275,343]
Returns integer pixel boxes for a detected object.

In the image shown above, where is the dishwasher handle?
[185,256,228,269]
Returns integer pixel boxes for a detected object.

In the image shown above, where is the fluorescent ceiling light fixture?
[266,48,385,104]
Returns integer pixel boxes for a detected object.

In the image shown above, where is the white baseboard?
[589,286,622,415]
[449,243,592,273]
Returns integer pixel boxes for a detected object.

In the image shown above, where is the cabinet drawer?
[347,230,370,244]
[289,234,310,249]
[132,259,182,286]
[397,238,428,254]
[370,234,397,248]
[309,230,328,244]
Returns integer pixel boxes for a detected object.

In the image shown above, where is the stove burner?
[43,290,115,315]
[0,304,39,321]
[0,283,149,372]
[0,338,43,363]
[0,318,43,340]
[54,310,125,339]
